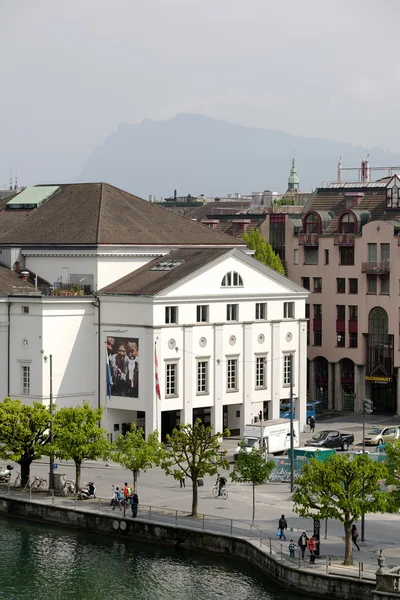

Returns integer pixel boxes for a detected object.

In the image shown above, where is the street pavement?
[3,413,400,578]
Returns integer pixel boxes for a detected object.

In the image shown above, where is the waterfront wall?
[0,497,375,600]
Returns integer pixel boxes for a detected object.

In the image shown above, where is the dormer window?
[340,212,355,234]
[387,181,400,208]
[304,212,320,234]
[221,271,243,287]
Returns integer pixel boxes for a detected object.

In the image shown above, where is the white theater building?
[0,183,308,439]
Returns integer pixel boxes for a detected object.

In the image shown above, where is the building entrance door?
[371,381,396,413]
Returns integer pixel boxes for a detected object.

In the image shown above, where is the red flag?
[155,345,161,400]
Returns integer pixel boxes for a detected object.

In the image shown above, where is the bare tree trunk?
[344,521,353,565]
[191,478,198,517]
[133,470,138,492]
[252,482,255,524]
[18,453,33,487]
[75,462,82,493]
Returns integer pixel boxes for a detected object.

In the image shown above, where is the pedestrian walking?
[288,540,296,559]
[309,416,316,433]
[351,524,360,551]
[130,492,139,518]
[308,535,318,563]
[298,531,309,559]
[179,473,186,488]
[278,515,287,541]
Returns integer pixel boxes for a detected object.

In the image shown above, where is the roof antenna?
[9,168,12,191]
[14,169,18,191]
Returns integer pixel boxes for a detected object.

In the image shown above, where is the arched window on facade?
[221,271,243,287]
[340,212,356,234]
[304,213,320,234]
[368,307,391,375]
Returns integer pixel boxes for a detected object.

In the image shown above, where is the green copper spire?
[287,158,300,191]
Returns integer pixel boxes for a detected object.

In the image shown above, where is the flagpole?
[155,338,161,437]
[105,341,110,440]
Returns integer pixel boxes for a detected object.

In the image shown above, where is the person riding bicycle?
[217,475,227,497]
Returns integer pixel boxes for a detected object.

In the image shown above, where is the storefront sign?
[365,375,392,384]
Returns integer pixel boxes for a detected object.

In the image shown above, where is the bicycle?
[30,476,47,490]
[13,474,31,489]
[212,485,228,500]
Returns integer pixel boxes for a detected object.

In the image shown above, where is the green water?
[0,517,303,600]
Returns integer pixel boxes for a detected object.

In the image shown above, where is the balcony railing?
[298,233,319,246]
[362,261,390,274]
[334,233,355,246]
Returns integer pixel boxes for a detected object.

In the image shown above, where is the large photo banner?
[107,336,139,398]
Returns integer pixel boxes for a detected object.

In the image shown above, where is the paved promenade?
[3,413,400,581]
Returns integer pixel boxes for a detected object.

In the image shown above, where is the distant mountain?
[78,114,400,198]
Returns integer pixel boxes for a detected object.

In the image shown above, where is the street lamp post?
[361,397,373,542]
[44,354,54,490]
[290,353,294,493]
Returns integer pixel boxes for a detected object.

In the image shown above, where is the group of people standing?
[111,482,139,517]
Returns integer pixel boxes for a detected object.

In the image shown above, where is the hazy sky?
[1,0,399,187]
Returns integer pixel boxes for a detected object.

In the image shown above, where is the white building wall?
[24,255,98,288]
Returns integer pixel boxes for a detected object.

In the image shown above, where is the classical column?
[309,359,317,404]
[334,362,343,411]
[241,323,253,434]
[212,325,224,434]
[182,326,194,425]
[396,368,400,417]
[354,365,365,413]
[270,321,281,420]
[328,362,334,410]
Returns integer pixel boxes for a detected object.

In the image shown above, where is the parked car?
[305,430,354,451]
[280,402,319,424]
[363,425,400,446]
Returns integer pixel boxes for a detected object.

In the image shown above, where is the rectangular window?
[227,358,238,391]
[337,332,345,347]
[255,302,267,320]
[255,356,267,389]
[197,360,208,394]
[340,247,355,265]
[165,306,178,324]
[349,278,358,294]
[304,248,318,265]
[313,277,322,293]
[165,363,178,396]
[22,365,30,394]
[294,249,299,265]
[227,304,238,321]
[283,355,293,386]
[22,306,29,314]
[313,304,322,318]
[337,305,345,320]
[196,305,209,323]
[381,243,390,262]
[324,249,329,265]
[349,331,358,348]
[313,329,322,346]
[283,302,295,318]
[336,278,345,294]
[368,243,377,263]
[367,276,377,294]
[381,276,390,295]
[301,277,310,290]
[349,305,358,320]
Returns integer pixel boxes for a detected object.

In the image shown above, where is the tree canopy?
[292,453,392,564]
[231,444,275,523]
[113,423,162,492]
[243,229,285,274]
[0,398,51,486]
[50,401,110,491]
[160,419,230,516]
[383,440,400,506]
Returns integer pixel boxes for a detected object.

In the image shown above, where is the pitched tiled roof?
[184,201,252,220]
[0,183,245,247]
[0,265,35,295]
[99,247,233,295]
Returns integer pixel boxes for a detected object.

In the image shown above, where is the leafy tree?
[292,453,392,564]
[383,440,400,506]
[231,444,275,523]
[113,424,162,492]
[272,197,295,206]
[50,402,110,491]
[160,419,230,516]
[243,229,285,275]
[0,398,51,486]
